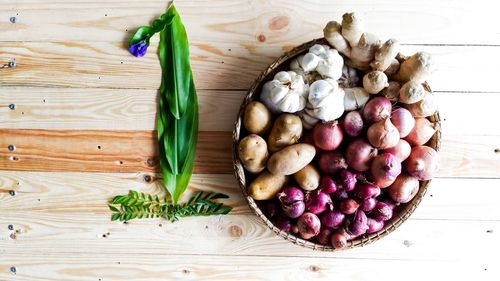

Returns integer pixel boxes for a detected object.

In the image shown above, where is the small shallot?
[319,176,338,194]
[331,230,349,249]
[370,153,402,188]
[366,218,384,234]
[275,217,293,232]
[387,174,420,203]
[384,139,411,161]
[316,228,333,245]
[362,96,392,124]
[340,169,357,191]
[305,190,332,214]
[405,118,436,146]
[347,210,368,236]
[360,198,377,212]
[297,212,321,239]
[405,146,440,180]
[339,198,360,214]
[320,210,345,228]
[318,151,348,175]
[390,108,415,138]
[371,201,393,221]
[353,182,381,199]
[341,111,364,137]
[367,118,400,149]
[345,138,378,171]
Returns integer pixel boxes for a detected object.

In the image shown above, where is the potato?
[244,101,272,135]
[268,113,303,152]
[293,164,320,191]
[238,134,269,173]
[248,171,288,200]
[267,144,316,175]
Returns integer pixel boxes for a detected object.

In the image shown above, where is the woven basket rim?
[232,38,442,251]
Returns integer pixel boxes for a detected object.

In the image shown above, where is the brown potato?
[248,171,288,200]
[293,164,320,191]
[267,144,316,175]
[243,101,272,135]
[238,134,268,173]
[268,113,303,152]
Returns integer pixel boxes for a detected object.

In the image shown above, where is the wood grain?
[0,172,498,221]
[0,88,240,131]
[0,129,231,174]
[1,89,498,135]
[1,43,499,92]
[0,211,498,260]
[0,0,498,45]
[0,253,496,281]
[1,130,499,177]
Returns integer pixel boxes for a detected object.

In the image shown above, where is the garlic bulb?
[260,71,309,114]
[344,87,370,111]
[338,65,359,88]
[289,44,344,80]
[297,109,320,129]
[306,79,345,121]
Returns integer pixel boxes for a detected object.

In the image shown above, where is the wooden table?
[1,1,499,280]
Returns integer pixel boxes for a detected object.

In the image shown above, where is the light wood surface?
[1,0,499,280]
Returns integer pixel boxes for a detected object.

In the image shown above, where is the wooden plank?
[1,43,499,92]
[0,253,496,281]
[0,88,240,132]
[1,89,499,135]
[0,130,499,177]
[0,0,498,45]
[0,129,232,174]
[0,211,498,260]
[0,172,498,221]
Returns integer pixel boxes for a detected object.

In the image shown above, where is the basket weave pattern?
[232,38,442,251]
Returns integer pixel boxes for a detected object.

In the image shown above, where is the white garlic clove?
[309,44,328,55]
[300,53,320,72]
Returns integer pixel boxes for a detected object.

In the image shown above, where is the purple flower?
[129,40,148,57]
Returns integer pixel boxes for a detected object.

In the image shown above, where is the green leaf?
[108,205,119,212]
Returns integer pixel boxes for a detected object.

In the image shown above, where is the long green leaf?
[157,5,198,204]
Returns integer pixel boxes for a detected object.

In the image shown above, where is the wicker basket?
[232,38,442,251]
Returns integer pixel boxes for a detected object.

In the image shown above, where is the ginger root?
[363,71,389,94]
[381,81,401,101]
[323,21,351,57]
[347,32,381,71]
[371,39,400,71]
[394,52,435,83]
[341,13,364,47]
[405,92,437,117]
[399,81,427,104]
[384,59,400,77]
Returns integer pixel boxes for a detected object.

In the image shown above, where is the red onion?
[387,174,420,204]
[405,118,436,146]
[340,169,357,192]
[362,96,392,124]
[275,217,293,232]
[370,153,402,188]
[318,151,348,175]
[341,111,364,137]
[360,198,377,212]
[305,190,332,214]
[282,201,305,219]
[353,182,381,199]
[378,197,397,210]
[312,121,344,151]
[371,201,393,221]
[331,230,349,249]
[339,198,359,214]
[384,139,411,161]
[316,228,333,245]
[319,176,338,194]
[405,146,440,180]
[347,210,368,236]
[390,108,415,138]
[297,212,321,239]
[345,138,378,172]
[277,186,304,205]
[332,189,349,201]
[367,118,400,149]
[320,210,345,228]
[366,218,384,234]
